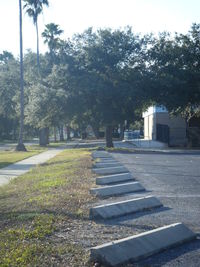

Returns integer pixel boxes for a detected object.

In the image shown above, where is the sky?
[1,0,200,57]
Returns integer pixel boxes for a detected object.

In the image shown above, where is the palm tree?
[16,0,26,151]
[42,23,63,64]
[23,0,49,70]
[42,23,64,141]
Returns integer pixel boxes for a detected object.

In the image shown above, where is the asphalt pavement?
[105,150,200,266]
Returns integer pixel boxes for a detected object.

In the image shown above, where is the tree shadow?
[0,208,91,223]
[133,170,200,178]
[0,162,14,168]
[112,150,200,156]
[135,235,200,266]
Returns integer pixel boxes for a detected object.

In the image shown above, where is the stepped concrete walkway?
[0,147,66,187]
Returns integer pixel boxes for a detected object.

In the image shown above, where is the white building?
[143,106,187,146]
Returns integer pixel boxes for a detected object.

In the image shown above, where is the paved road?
[106,151,200,266]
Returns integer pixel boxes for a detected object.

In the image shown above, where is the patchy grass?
[0,146,47,169]
[47,141,68,148]
[0,149,96,267]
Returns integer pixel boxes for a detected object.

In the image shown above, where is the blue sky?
[1,0,200,56]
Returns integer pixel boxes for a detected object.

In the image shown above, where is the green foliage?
[59,28,148,128]
[0,214,55,267]
[42,23,63,64]
[0,53,19,139]
[23,0,49,25]
[1,24,200,142]
[148,24,200,120]
[25,79,68,128]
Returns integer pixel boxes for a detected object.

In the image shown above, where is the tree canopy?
[1,24,200,146]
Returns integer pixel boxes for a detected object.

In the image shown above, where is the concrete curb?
[92,151,112,159]
[97,158,118,162]
[93,166,129,175]
[90,196,163,219]
[96,173,134,185]
[93,162,122,169]
[90,222,196,266]
[90,182,145,197]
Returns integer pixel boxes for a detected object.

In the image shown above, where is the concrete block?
[93,166,128,175]
[97,159,118,164]
[90,182,145,197]
[96,173,134,185]
[90,196,162,219]
[90,223,196,266]
[98,158,117,162]
[92,151,112,159]
[93,162,121,169]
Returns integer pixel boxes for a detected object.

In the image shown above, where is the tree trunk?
[13,121,17,141]
[39,128,49,146]
[105,125,113,148]
[46,127,49,144]
[16,0,26,151]
[66,125,71,141]
[59,125,64,141]
[73,130,78,138]
[185,118,190,147]
[92,125,100,139]
[54,127,57,142]
[119,123,124,140]
[81,129,87,139]
[36,19,40,71]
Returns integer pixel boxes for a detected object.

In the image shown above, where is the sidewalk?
[117,141,200,154]
[0,147,66,187]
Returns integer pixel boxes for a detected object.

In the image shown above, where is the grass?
[46,141,68,148]
[0,145,47,169]
[0,149,96,267]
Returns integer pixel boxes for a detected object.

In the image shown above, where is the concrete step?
[97,158,117,162]
[96,173,134,185]
[92,151,112,159]
[90,223,196,266]
[93,166,128,175]
[90,182,145,197]
[93,162,121,168]
[90,196,162,219]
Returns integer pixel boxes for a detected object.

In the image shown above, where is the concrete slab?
[96,173,134,185]
[90,196,162,219]
[92,151,112,159]
[90,223,196,266]
[90,181,145,197]
[93,162,122,169]
[93,166,128,175]
[98,158,117,161]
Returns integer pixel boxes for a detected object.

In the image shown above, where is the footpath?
[0,147,66,187]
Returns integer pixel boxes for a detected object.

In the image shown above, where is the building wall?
[156,113,170,125]
[168,116,187,146]
[144,114,154,140]
[143,106,187,146]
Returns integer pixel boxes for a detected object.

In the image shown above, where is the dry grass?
[0,148,139,267]
[0,149,97,267]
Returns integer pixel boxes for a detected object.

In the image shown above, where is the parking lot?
[110,150,200,266]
